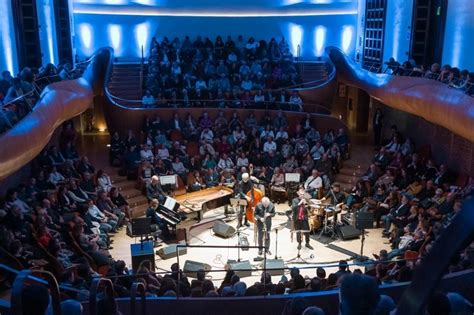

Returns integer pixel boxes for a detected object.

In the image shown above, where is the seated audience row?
[143,34,303,108]
[384,58,474,96]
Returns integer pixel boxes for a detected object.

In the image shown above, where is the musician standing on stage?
[254,197,275,255]
[291,187,314,250]
[234,172,257,228]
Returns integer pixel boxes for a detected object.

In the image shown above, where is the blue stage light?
[0,0,17,74]
[78,23,93,55]
[108,24,122,56]
[289,23,303,56]
[341,25,353,53]
[134,22,150,57]
[314,25,326,56]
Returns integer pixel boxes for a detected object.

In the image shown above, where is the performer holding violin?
[234,172,262,229]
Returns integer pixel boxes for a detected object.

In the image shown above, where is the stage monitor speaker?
[131,241,155,272]
[183,260,212,278]
[213,221,236,238]
[229,260,252,278]
[355,211,374,230]
[156,242,187,260]
[338,225,361,240]
[263,259,285,276]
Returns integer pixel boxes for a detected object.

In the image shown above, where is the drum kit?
[308,199,342,239]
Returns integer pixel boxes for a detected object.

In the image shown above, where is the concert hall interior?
[0,0,474,314]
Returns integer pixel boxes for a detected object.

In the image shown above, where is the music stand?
[355,212,374,261]
[160,175,177,194]
[128,217,154,247]
[287,229,312,264]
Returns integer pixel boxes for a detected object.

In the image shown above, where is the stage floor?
[109,203,391,286]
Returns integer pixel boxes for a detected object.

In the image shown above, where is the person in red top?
[291,186,313,250]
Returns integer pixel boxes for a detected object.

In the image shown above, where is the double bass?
[245,187,264,223]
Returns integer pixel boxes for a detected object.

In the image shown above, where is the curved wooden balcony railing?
[0,48,111,181]
[327,47,474,142]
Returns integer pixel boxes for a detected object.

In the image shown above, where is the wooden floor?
[77,134,390,286]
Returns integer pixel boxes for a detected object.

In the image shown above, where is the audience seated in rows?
[142,35,304,109]
[383,57,474,96]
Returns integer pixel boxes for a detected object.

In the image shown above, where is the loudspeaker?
[183,260,212,278]
[338,225,361,240]
[213,221,236,238]
[355,211,374,230]
[262,259,285,276]
[156,242,187,260]
[229,260,252,278]
[131,241,155,272]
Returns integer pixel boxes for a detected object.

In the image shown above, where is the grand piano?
[155,186,234,242]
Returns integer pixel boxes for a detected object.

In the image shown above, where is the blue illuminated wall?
[442,0,474,70]
[71,0,358,60]
[383,0,413,63]
[0,0,19,74]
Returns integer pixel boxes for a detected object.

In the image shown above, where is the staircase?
[297,62,329,87]
[110,173,149,218]
[108,63,143,107]
[334,144,374,192]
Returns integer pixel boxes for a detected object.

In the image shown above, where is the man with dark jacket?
[291,187,313,250]
[383,194,412,235]
[254,197,275,255]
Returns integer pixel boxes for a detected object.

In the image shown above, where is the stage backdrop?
[71,0,358,61]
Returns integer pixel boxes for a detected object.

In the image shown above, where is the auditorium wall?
[442,0,474,70]
[71,0,358,60]
[373,99,474,177]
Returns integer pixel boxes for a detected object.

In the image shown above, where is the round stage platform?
[110,203,390,285]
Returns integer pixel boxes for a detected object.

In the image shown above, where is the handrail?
[10,269,61,315]
[0,58,94,133]
[89,277,117,315]
[130,282,146,315]
[108,57,335,106]
[106,93,331,113]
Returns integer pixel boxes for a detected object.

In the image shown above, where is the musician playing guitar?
[291,186,314,250]
[254,197,275,256]
[322,183,346,207]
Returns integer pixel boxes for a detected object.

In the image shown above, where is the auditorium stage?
[109,203,390,286]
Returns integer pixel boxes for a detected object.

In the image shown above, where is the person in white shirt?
[304,169,323,198]
[142,90,156,108]
[200,128,214,143]
[96,170,113,193]
[236,151,249,168]
[140,144,155,162]
[254,90,265,103]
[156,145,170,161]
[217,154,235,172]
[309,142,325,161]
[263,137,277,153]
[48,166,65,185]
[232,126,246,142]
[260,126,275,140]
[289,91,303,111]
[275,127,289,143]
[172,157,187,176]
[87,200,117,232]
